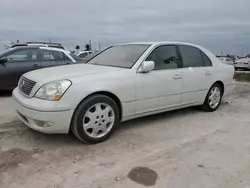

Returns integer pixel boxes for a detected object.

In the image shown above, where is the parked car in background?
[218,57,234,65]
[77,50,98,58]
[0,46,82,90]
[234,58,250,70]
[79,51,99,63]
[12,42,235,144]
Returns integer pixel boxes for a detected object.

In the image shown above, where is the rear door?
[41,49,73,68]
[178,45,214,105]
[1,48,41,88]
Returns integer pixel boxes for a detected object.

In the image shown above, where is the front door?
[136,45,183,114]
[1,48,41,89]
[178,45,214,105]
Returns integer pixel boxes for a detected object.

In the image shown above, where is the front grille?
[19,77,36,96]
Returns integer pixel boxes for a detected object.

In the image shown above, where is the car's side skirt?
[121,101,199,122]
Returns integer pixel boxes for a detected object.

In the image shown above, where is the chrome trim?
[18,77,36,97]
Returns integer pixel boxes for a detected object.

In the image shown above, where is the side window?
[42,50,52,61]
[6,49,38,62]
[179,45,203,68]
[201,52,212,66]
[146,45,179,70]
[42,50,67,61]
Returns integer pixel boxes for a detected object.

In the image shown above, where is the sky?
[0,0,250,56]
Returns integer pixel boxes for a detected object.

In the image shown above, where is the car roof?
[7,46,67,52]
[120,41,200,46]
[27,41,62,45]
[118,41,210,51]
[10,42,64,49]
[39,46,68,52]
[7,46,40,50]
[78,50,97,53]
[236,58,250,62]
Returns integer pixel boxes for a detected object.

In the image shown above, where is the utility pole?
[98,42,101,51]
[89,40,92,50]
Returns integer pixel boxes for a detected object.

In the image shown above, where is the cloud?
[0,0,250,55]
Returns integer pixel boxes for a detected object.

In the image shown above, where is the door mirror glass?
[0,57,7,64]
[138,61,155,73]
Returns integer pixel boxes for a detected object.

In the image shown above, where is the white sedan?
[234,58,250,70]
[12,42,235,144]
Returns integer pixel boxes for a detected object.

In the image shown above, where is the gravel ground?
[0,82,250,188]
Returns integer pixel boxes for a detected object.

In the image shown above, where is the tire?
[202,83,223,112]
[71,95,120,144]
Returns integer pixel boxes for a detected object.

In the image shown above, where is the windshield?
[87,44,150,68]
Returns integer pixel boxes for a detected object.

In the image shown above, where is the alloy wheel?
[208,86,221,109]
[83,103,115,138]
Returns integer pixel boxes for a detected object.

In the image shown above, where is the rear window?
[201,52,212,66]
[42,50,69,61]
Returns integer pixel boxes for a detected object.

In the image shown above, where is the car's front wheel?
[202,83,222,112]
[71,95,120,144]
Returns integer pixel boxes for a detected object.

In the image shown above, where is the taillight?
[233,71,236,80]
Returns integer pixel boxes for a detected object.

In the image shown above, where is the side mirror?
[0,57,7,64]
[138,61,155,73]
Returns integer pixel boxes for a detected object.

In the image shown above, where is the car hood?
[23,64,123,83]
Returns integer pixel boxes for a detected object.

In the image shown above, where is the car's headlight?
[35,80,72,101]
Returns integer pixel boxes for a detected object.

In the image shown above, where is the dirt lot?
[0,82,250,188]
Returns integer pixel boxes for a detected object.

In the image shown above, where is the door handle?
[205,71,211,75]
[173,74,182,79]
[33,63,40,67]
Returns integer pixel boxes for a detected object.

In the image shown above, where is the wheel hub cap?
[83,103,115,138]
[208,87,221,109]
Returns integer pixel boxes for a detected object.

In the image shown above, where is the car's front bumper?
[12,88,74,134]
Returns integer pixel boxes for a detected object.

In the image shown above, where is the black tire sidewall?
[73,95,120,144]
[204,83,222,112]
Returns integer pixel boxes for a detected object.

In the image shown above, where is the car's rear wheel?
[202,83,222,112]
[71,95,120,144]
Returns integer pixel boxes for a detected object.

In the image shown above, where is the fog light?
[44,122,55,127]
[34,120,54,127]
